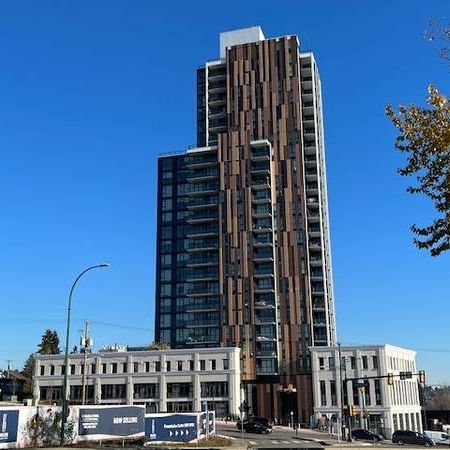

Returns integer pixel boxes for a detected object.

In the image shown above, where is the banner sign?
[145,414,197,442]
[79,406,144,437]
[0,410,19,443]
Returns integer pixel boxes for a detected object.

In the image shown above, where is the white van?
[424,430,450,445]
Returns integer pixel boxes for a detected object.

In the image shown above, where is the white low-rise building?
[309,345,422,438]
[33,346,241,418]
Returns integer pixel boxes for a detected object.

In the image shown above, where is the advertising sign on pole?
[0,410,19,444]
[145,414,198,442]
[79,406,144,437]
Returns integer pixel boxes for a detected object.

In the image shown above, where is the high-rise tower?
[155,27,335,420]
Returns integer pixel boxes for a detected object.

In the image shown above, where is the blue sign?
[0,410,19,443]
[145,414,197,442]
[79,407,144,437]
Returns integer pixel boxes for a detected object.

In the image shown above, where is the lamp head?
[99,263,110,268]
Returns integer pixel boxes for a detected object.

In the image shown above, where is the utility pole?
[81,321,91,405]
[338,343,345,442]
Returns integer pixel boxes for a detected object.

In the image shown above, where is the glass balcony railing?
[252,206,272,216]
[187,168,218,179]
[251,147,270,159]
[251,161,270,173]
[188,182,218,194]
[188,195,219,207]
[254,279,274,291]
[186,238,218,250]
[253,249,273,260]
[186,154,217,166]
[187,224,219,236]
[187,268,218,280]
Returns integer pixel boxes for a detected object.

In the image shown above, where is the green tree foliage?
[22,353,35,395]
[38,329,61,354]
[386,85,450,256]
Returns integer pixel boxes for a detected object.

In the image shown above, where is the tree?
[37,329,61,355]
[386,85,450,256]
[424,18,450,64]
[22,353,35,395]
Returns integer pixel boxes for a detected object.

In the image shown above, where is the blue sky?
[0,0,449,383]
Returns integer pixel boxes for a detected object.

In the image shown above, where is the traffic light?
[387,373,394,385]
[347,405,356,417]
[419,370,426,384]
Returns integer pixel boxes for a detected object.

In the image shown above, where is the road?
[216,422,324,448]
[216,422,436,449]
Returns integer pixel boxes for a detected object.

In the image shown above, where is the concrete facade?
[310,345,422,437]
[33,347,241,418]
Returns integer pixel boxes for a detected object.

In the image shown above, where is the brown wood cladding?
[217,36,311,396]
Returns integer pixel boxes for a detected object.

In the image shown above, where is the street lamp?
[60,263,109,444]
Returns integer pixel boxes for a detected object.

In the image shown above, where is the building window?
[162,185,172,197]
[201,382,228,397]
[70,364,76,375]
[160,269,171,282]
[112,363,117,374]
[50,365,55,375]
[372,356,378,369]
[102,363,107,374]
[320,380,327,406]
[160,314,171,328]
[200,360,206,371]
[61,365,65,375]
[122,363,127,373]
[330,380,337,406]
[160,284,171,297]
[167,383,193,398]
[352,382,360,405]
[134,362,139,373]
[40,366,45,376]
[319,357,324,370]
[178,361,183,371]
[161,254,172,266]
[362,356,368,369]
[155,361,161,372]
[189,360,194,371]
[375,379,382,405]
[101,384,126,399]
[145,362,151,372]
[364,381,371,405]
[211,360,216,370]
[80,364,84,375]
[162,212,172,223]
[162,199,172,211]
[134,383,159,399]
[166,361,171,372]
[223,359,229,370]
[328,357,335,370]
[351,357,356,369]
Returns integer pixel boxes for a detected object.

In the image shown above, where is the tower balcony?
[186,168,218,182]
[187,195,219,209]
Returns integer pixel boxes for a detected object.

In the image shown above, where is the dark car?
[392,430,435,447]
[236,417,273,430]
[251,417,273,429]
[243,420,271,434]
[351,428,384,442]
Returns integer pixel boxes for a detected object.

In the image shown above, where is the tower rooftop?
[219,26,265,58]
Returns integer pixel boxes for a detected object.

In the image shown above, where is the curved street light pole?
[60,263,109,444]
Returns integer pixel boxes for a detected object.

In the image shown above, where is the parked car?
[392,430,435,446]
[351,428,384,442]
[243,420,272,434]
[424,430,450,445]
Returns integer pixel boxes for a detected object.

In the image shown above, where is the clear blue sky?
[0,0,449,384]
